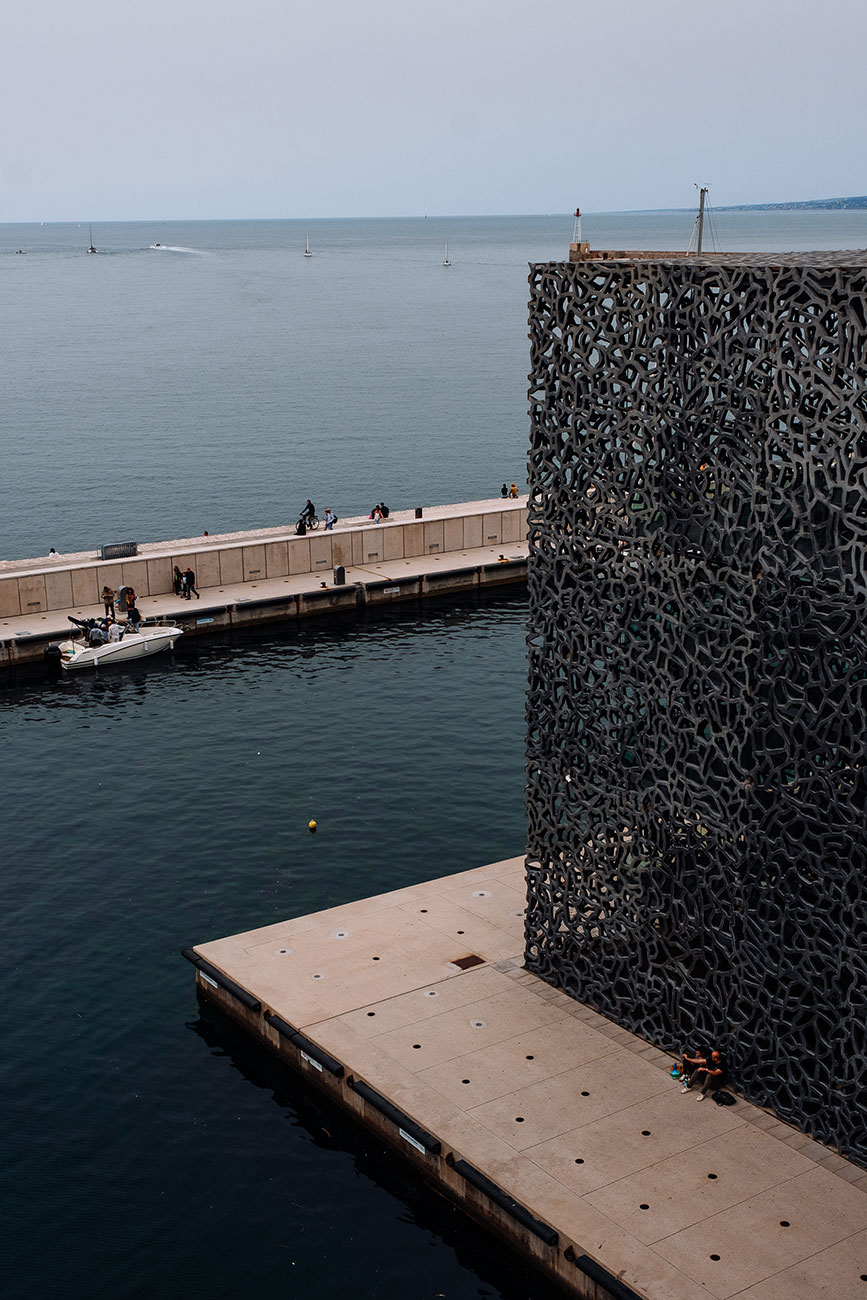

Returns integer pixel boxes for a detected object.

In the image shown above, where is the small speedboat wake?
[47,616,183,671]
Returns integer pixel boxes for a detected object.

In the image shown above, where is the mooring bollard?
[415,507,423,519]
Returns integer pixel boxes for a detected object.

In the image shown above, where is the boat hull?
[58,627,182,671]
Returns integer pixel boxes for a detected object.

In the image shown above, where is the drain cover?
[451,954,484,970]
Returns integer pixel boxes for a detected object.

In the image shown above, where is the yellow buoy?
[308,819,317,833]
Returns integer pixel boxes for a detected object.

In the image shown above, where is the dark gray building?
[525,249,867,1165]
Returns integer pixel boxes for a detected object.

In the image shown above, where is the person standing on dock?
[172,566,183,596]
[102,585,116,617]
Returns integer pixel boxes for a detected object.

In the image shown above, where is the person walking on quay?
[324,508,335,530]
[183,567,200,600]
[102,585,116,617]
[172,566,183,596]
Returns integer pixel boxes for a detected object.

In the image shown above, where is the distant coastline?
[715,195,867,212]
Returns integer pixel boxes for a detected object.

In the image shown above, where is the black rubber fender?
[348,1078,440,1153]
[181,948,262,1012]
[570,1254,643,1300]
[452,1159,558,1246]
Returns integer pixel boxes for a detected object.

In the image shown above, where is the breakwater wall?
[0,499,528,669]
[0,500,526,617]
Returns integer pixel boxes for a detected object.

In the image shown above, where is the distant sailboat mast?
[443,240,451,267]
[87,224,97,254]
[304,231,312,257]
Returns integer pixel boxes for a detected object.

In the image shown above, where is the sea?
[3,210,867,1300]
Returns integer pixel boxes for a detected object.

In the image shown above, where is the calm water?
[3,593,534,1300]
[3,210,867,559]
[4,208,867,1297]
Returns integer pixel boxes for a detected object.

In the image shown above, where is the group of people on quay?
[99,570,198,634]
[295,500,391,534]
[102,584,140,623]
[172,566,200,599]
[91,583,144,644]
[500,482,519,498]
[675,1047,727,1100]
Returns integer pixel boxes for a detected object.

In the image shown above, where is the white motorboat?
[52,620,183,671]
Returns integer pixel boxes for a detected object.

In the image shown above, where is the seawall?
[0,498,528,668]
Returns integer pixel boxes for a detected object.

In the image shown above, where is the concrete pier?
[0,498,527,668]
[184,859,867,1300]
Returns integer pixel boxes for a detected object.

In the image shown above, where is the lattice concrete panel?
[524,255,867,1165]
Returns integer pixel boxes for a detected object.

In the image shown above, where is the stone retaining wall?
[0,506,526,618]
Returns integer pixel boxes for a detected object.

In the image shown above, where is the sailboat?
[304,231,312,258]
[87,224,97,254]
[443,241,451,267]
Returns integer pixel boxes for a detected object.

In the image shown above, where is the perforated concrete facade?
[524,252,867,1165]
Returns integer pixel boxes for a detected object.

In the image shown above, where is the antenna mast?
[696,186,707,254]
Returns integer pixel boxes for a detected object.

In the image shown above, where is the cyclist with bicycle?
[296,499,318,533]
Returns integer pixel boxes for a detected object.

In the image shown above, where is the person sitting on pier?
[509,482,519,498]
[500,483,508,497]
[378,501,390,518]
[688,1050,726,1101]
[678,1047,708,1088]
[369,504,382,521]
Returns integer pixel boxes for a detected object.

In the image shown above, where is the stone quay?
[185,857,867,1300]
[0,497,527,668]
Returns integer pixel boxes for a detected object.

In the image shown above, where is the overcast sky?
[2,0,864,222]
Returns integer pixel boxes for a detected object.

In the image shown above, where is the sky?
[2,0,865,222]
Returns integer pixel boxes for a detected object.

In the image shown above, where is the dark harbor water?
[2,592,535,1300]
